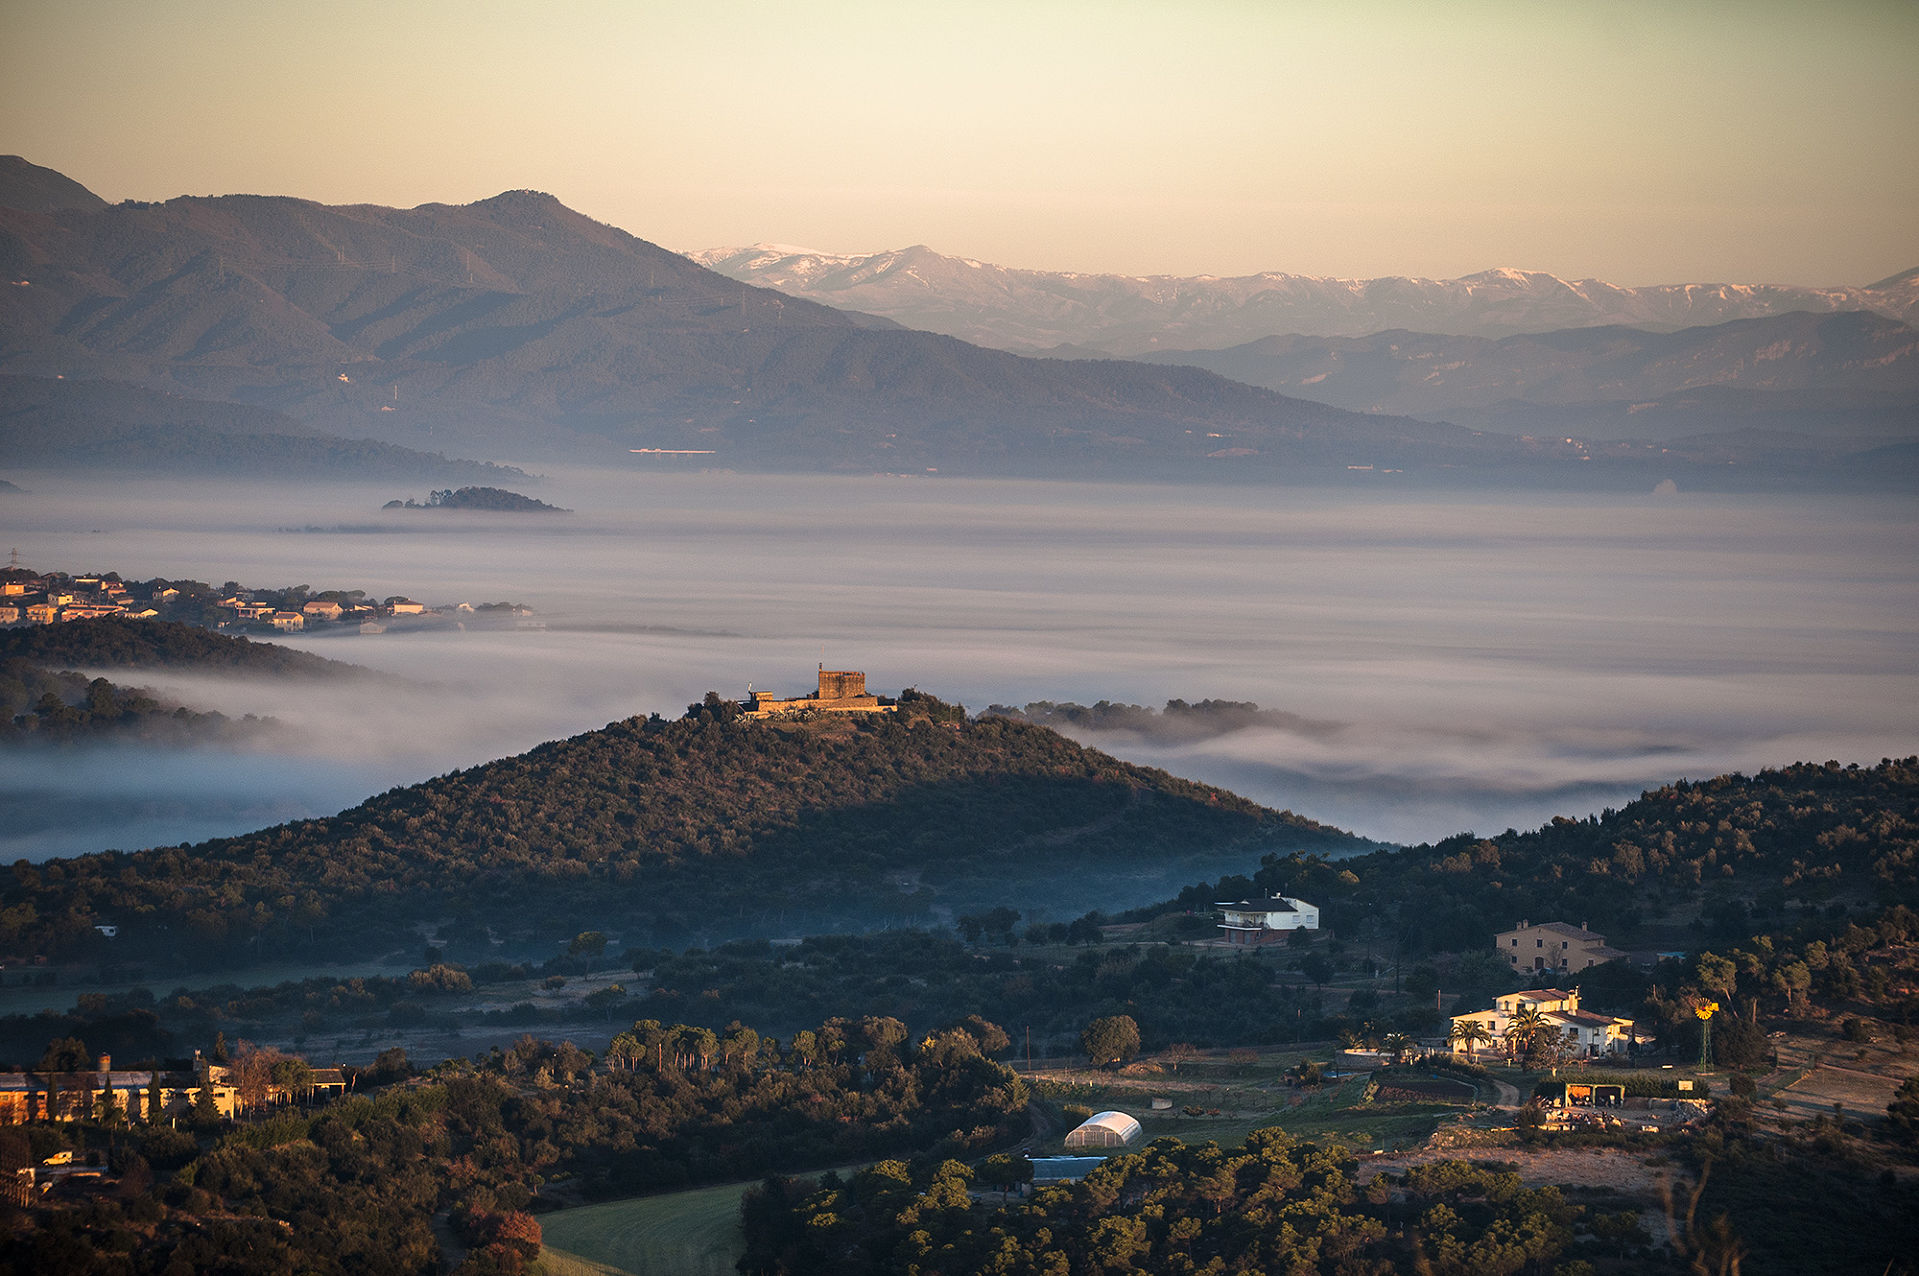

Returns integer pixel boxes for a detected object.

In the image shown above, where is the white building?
[1449,988,1635,1060]
[1215,894,1320,946]
[1063,1110,1141,1148]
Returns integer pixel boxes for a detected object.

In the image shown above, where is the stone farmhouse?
[744,667,897,718]
[1497,919,1628,974]
[1215,894,1320,946]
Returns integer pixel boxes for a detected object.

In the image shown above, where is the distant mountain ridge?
[1132,310,1919,440]
[1,158,1909,487]
[0,159,1529,479]
[691,242,1919,354]
[0,374,532,481]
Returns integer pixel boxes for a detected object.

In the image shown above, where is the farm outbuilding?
[1064,1110,1142,1148]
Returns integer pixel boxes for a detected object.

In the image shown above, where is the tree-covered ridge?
[741,1133,1594,1276]
[1179,759,1919,957]
[382,487,567,512]
[0,1014,1031,1276]
[0,659,269,745]
[987,697,1341,744]
[0,617,361,678]
[0,694,1354,964]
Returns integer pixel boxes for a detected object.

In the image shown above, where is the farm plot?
[539,1179,749,1276]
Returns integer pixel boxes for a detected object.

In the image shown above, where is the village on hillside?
[0,555,534,636]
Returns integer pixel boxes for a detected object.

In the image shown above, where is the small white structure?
[1064,1110,1141,1148]
[1216,894,1320,945]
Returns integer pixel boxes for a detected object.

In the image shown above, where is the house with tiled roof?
[1496,919,1629,974]
[1449,987,1635,1060]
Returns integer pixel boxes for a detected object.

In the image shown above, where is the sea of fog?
[2,468,1914,861]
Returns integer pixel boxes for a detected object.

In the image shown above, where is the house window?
[1536,939,1543,947]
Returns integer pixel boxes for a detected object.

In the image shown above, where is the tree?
[959,1015,1010,1056]
[1696,952,1738,1001]
[568,930,609,961]
[1888,1076,1919,1146]
[1506,1008,1548,1063]
[189,1081,222,1127]
[1081,1015,1141,1068]
[37,1036,90,1074]
[979,1153,1033,1196]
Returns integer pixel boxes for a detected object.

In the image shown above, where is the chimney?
[1581,920,1588,931]
[97,1054,110,1076]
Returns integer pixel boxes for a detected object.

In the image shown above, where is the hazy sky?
[3,1,1915,284]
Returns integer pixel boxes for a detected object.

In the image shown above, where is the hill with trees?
[0,617,362,678]
[1194,757,1919,959]
[382,486,566,512]
[0,692,1356,969]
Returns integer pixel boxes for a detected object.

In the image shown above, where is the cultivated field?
[539,1179,751,1276]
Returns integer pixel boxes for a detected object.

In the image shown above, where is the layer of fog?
[2,468,1913,860]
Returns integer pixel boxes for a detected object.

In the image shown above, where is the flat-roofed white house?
[1216,894,1320,945]
[1063,1110,1141,1148]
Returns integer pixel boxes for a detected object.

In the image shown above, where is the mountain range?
[2,156,1912,487]
[1132,310,1919,440]
[0,156,1504,479]
[692,242,1919,353]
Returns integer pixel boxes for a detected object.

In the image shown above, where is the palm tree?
[1382,1033,1414,1065]
[1464,1021,1493,1061]
[1507,1007,1547,1063]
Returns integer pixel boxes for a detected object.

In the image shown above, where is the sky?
[2,0,1915,285]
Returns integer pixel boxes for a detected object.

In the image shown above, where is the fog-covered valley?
[3,468,1914,858]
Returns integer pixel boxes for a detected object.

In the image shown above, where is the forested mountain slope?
[1197,758,1919,956]
[0,374,529,480]
[0,693,1355,967]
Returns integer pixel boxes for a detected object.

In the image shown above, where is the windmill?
[1695,1000,1720,1067]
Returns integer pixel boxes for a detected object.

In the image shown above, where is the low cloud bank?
[3,469,1911,856]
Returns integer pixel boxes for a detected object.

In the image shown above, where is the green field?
[539,1179,751,1276]
[1032,1050,1484,1153]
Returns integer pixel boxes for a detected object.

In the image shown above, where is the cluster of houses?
[0,1050,347,1125]
[1204,896,1640,1061]
[1447,919,1640,1061]
[0,563,454,634]
[204,591,427,634]
[0,572,153,627]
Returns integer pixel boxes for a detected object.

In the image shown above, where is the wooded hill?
[1176,757,1919,957]
[0,619,364,746]
[0,617,361,678]
[0,692,1355,967]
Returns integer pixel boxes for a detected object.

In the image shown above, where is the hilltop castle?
[744,667,896,718]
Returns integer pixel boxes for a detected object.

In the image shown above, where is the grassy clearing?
[1033,1049,1471,1154]
[538,1179,750,1276]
